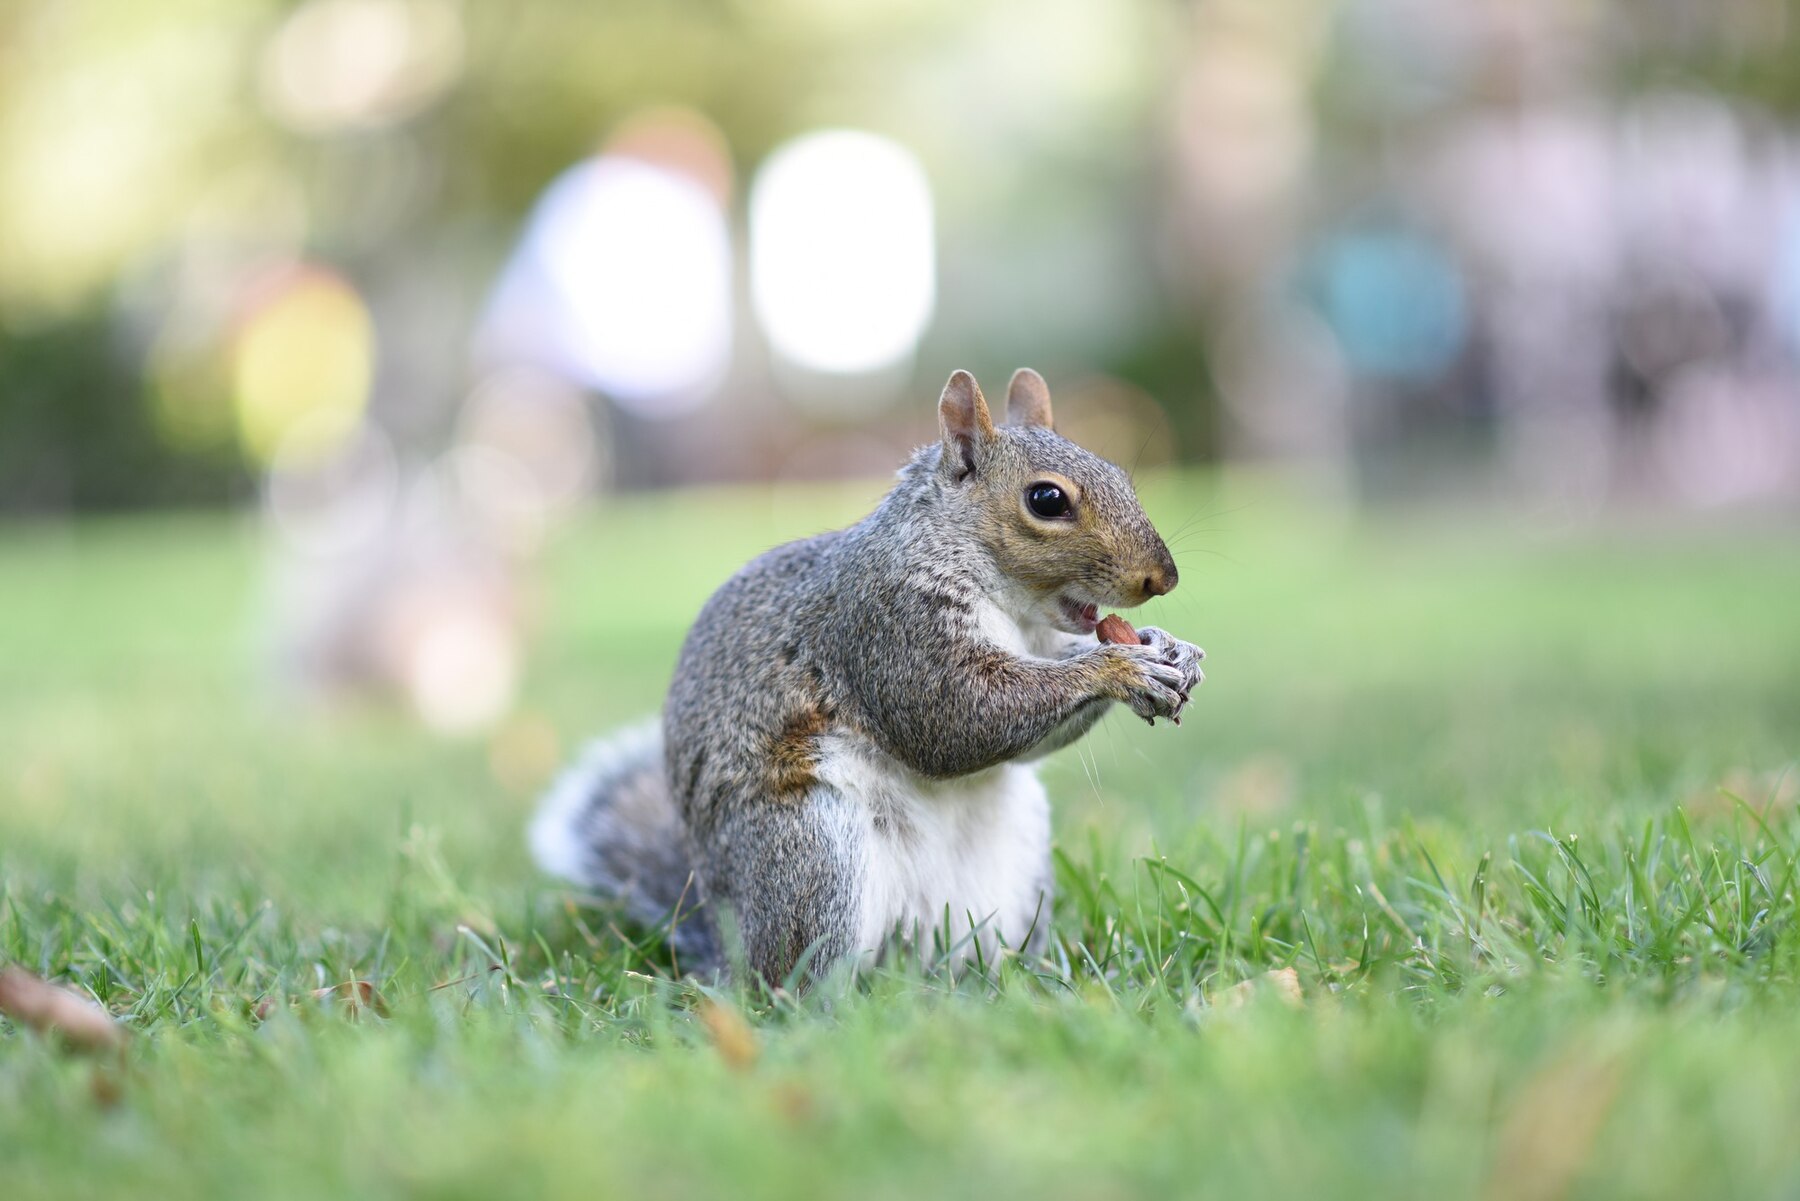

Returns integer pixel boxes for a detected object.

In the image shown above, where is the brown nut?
[1095,613,1143,645]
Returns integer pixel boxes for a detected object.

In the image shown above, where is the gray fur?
[529,724,717,965]
[532,372,1205,983]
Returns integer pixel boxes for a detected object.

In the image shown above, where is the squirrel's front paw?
[1135,627,1205,698]
[1097,643,1194,725]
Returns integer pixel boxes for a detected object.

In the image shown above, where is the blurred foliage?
[1,0,1195,510]
[1,0,1795,511]
[0,310,249,512]
[1614,0,1800,113]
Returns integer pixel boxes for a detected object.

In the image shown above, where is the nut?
[1095,613,1142,645]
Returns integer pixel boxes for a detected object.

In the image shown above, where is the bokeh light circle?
[749,130,936,375]
[481,156,733,414]
[234,267,375,467]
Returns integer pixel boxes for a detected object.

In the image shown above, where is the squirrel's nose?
[1142,558,1178,598]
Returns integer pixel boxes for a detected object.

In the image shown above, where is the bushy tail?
[529,720,716,965]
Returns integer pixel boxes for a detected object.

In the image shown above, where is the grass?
[3,470,1799,1199]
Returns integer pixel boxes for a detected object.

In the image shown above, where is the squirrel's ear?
[937,369,996,478]
[1004,368,1054,430]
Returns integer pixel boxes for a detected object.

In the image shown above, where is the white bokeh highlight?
[482,156,732,415]
[749,131,936,375]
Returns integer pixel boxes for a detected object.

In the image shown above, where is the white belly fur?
[814,734,1051,966]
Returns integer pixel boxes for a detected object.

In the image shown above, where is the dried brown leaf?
[0,965,128,1051]
[1215,967,1304,1011]
[252,980,389,1022]
[698,999,758,1071]
[1485,1048,1624,1201]
[320,980,389,1017]
[89,1065,126,1108]
[769,1081,817,1125]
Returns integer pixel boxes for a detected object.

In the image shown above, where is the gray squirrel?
[531,369,1205,981]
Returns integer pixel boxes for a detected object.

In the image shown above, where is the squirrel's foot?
[1135,627,1205,693]
[1099,642,1194,724]
[1123,630,1209,723]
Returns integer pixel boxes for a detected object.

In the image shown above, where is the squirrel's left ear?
[938,369,996,479]
[1004,368,1054,430]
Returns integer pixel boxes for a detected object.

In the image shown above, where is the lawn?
[3,472,1799,1200]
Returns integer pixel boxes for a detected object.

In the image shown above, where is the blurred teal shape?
[1305,224,1467,382]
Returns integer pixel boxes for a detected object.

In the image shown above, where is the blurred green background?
[4,0,1800,507]
[6,0,1797,734]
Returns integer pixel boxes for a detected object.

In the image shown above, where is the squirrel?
[531,368,1205,982]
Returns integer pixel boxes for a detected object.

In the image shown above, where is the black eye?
[1026,482,1071,519]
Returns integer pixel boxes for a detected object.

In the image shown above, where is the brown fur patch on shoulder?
[768,704,832,799]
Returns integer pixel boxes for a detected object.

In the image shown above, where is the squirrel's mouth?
[1055,596,1101,636]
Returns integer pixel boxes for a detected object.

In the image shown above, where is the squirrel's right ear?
[937,369,996,479]
[1004,368,1054,430]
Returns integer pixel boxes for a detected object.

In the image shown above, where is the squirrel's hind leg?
[702,785,867,986]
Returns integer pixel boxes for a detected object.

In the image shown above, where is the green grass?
[3,472,1799,1200]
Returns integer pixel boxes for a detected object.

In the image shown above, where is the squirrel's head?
[934,368,1177,636]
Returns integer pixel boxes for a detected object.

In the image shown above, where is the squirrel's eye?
[1026,483,1071,520]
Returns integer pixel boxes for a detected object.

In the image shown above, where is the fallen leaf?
[89,1065,126,1108]
[252,980,389,1021]
[769,1081,816,1125]
[697,999,758,1071]
[1484,1047,1624,1201]
[0,965,128,1051]
[1215,967,1303,1011]
[322,980,389,1017]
